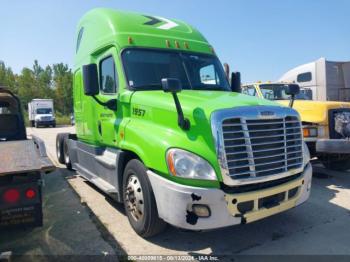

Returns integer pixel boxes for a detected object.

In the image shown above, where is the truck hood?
[131,90,278,120]
[276,100,350,124]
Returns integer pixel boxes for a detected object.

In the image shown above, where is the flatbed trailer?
[0,87,55,228]
[0,139,53,176]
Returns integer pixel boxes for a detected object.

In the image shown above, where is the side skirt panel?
[67,139,123,202]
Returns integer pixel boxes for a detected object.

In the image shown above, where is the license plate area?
[259,192,285,209]
[0,204,43,228]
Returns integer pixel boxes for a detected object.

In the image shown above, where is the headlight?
[303,142,310,167]
[303,126,318,138]
[166,149,217,180]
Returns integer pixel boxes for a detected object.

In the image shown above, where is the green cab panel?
[73,8,281,188]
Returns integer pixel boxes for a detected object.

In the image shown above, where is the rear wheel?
[63,137,72,170]
[56,134,65,164]
[123,159,166,238]
[35,121,39,128]
[319,154,350,171]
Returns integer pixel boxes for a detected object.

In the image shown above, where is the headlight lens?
[166,149,217,180]
[303,142,310,167]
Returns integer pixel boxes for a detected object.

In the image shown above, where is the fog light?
[192,204,211,217]
[307,181,311,191]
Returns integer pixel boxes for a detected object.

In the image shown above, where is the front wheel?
[319,154,350,171]
[123,159,166,238]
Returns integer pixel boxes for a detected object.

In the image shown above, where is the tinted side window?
[100,56,117,94]
[0,101,11,114]
[297,72,312,82]
[76,27,84,53]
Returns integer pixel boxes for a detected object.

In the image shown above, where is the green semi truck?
[56,8,312,237]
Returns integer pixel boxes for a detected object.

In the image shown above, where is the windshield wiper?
[192,85,229,91]
[131,83,162,90]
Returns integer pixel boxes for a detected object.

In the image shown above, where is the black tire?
[123,159,166,238]
[35,121,39,128]
[319,154,350,171]
[56,133,66,164]
[30,121,35,127]
[63,137,72,170]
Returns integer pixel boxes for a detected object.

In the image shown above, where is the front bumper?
[36,120,55,126]
[316,139,350,154]
[148,163,312,230]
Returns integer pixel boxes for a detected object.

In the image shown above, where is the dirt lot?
[5,126,350,257]
[0,127,123,258]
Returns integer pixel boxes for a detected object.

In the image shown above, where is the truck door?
[96,50,119,146]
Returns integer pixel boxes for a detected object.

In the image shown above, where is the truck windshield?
[36,108,52,114]
[260,84,312,100]
[122,49,230,91]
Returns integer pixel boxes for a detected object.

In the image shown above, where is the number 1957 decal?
[132,107,146,117]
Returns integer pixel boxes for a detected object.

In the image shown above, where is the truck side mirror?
[285,84,300,96]
[83,64,99,96]
[161,78,182,93]
[161,78,190,130]
[231,72,241,93]
[285,84,300,108]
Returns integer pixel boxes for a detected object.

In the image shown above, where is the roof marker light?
[175,41,180,48]
[128,36,133,44]
[184,42,189,49]
[166,40,170,48]
[210,46,215,54]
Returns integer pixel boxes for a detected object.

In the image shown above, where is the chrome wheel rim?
[125,175,144,221]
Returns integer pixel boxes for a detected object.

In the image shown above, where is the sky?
[0,0,349,82]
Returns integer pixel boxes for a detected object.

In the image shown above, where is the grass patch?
[56,115,71,126]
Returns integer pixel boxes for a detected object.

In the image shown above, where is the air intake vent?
[222,116,302,179]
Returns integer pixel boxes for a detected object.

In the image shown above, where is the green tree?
[0,61,17,92]
[53,63,73,115]
[1,60,73,115]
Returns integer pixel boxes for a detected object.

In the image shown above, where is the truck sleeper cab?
[242,82,350,171]
[57,9,312,237]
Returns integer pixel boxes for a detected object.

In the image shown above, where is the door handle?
[98,120,102,136]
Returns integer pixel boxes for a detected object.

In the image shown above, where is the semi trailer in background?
[28,99,56,128]
[0,87,55,228]
[279,58,350,102]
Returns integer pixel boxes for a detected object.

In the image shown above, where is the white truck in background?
[279,58,350,102]
[28,99,56,128]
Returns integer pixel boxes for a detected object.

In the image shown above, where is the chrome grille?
[222,116,302,178]
[211,106,304,186]
[41,116,51,121]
